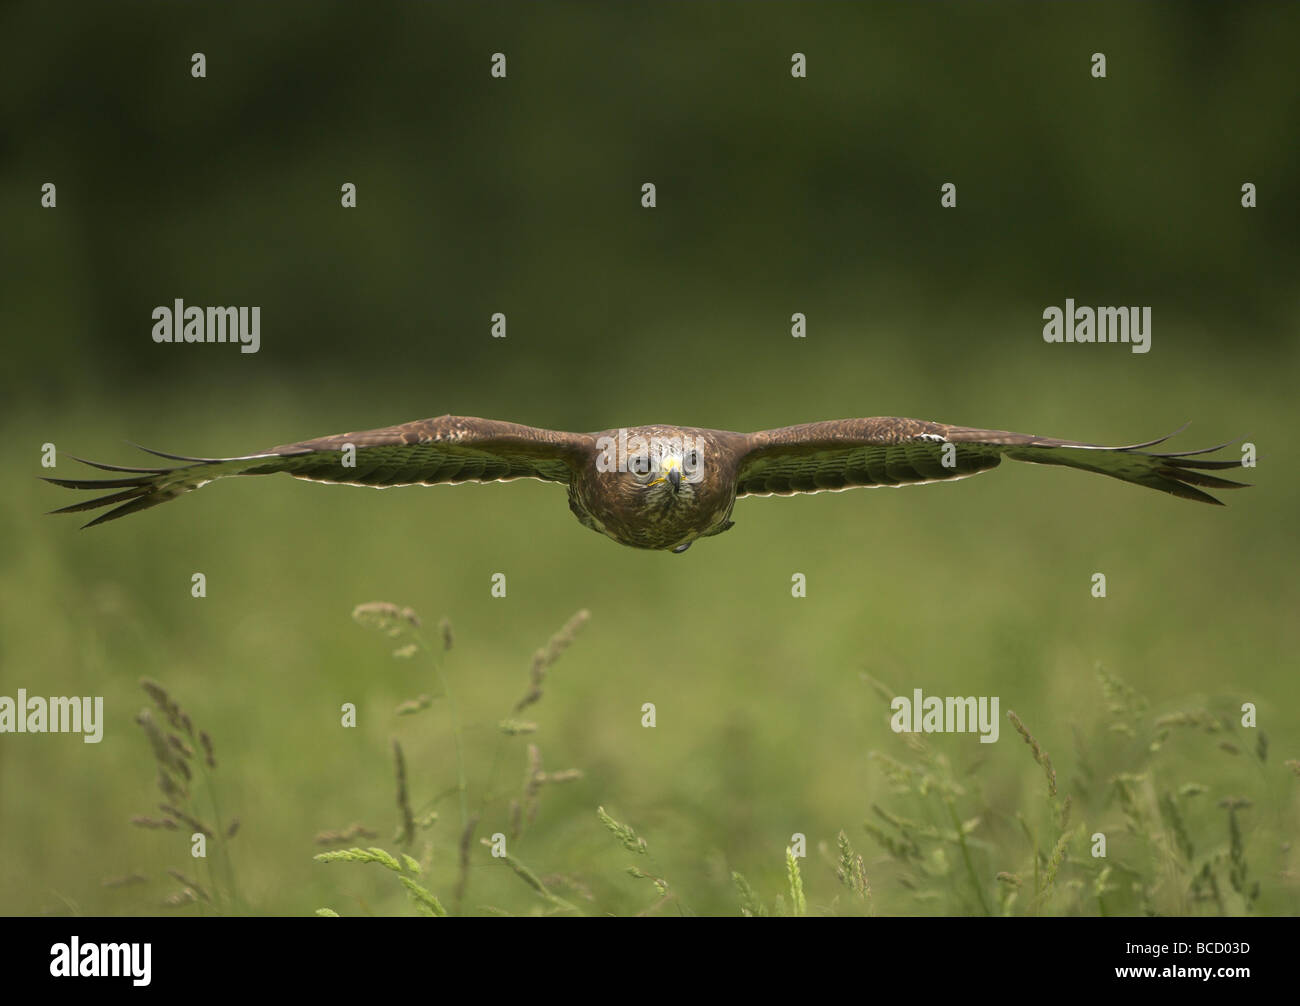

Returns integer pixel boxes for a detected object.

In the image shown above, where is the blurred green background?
[1,1,1297,916]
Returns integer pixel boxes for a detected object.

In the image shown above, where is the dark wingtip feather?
[79,495,168,528]
[1159,457,1245,471]
[1135,434,1250,504]
[1161,468,1250,491]
[47,487,148,515]
[127,441,287,464]
[45,456,180,527]
[1154,442,1251,501]
[1008,431,1251,506]
[43,474,155,490]
[126,441,218,463]
[1141,441,1233,459]
[1146,473,1223,505]
[71,454,173,474]
[50,443,284,528]
[1117,422,1191,451]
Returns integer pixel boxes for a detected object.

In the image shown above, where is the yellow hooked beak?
[650,455,683,491]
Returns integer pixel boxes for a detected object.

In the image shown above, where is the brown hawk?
[45,416,1249,553]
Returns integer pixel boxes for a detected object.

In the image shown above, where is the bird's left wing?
[45,415,595,527]
[735,417,1248,504]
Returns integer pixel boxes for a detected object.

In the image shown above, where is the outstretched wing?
[45,416,595,528]
[736,418,1249,504]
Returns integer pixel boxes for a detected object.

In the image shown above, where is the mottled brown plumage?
[45,415,1249,552]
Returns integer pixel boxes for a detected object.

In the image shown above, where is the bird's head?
[584,429,729,553]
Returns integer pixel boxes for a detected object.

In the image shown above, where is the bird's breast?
[569,467,734,551]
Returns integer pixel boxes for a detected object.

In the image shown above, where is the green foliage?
[124,680,242,913]
[853,670,1289,917]
[784,847,807,917]
[314,846,446,917]
[597,807,647,855]
[314,846,402,871]
[835,831,872,908]
[732,871,768,917]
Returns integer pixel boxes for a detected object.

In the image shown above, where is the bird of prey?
[45,415,1248,553]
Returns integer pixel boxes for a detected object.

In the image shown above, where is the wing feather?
[737,418,1249,504]
[45,416,593,527]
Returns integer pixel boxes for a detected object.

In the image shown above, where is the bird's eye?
[628,456,653,481]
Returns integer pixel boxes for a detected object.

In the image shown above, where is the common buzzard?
[45,416,1248,553]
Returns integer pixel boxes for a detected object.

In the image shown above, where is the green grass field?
[4,332,1296,917]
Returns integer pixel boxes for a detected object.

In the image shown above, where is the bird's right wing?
[45,415,595,527]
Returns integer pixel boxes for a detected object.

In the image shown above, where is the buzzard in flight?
[45,416,1248,553]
